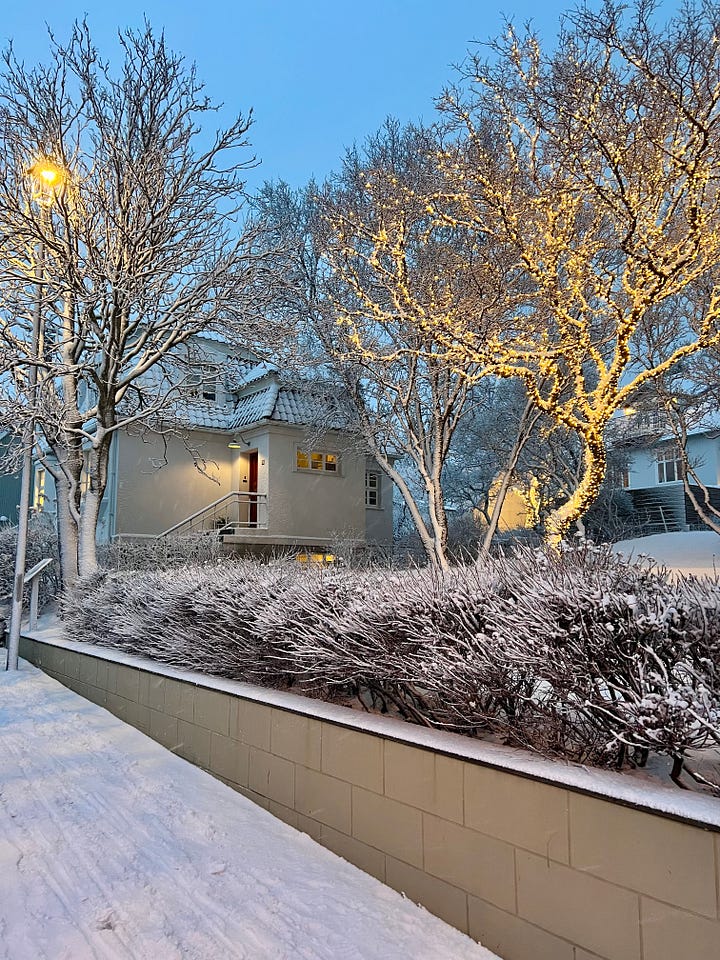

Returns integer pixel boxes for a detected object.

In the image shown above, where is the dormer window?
[186,364,219,403]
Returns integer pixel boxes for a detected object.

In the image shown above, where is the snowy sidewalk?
[0,663,497,960]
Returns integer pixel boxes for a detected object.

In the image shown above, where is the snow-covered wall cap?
[21,626,720,834]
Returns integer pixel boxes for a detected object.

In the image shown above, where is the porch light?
[227,434,246,449]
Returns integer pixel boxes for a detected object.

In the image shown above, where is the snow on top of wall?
[23,620,720,833]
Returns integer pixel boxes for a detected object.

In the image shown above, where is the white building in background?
[35,341,394,559]
[610,408,720,532]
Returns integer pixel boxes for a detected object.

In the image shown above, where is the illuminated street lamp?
[5,157,67,671]
[28,158,67,202]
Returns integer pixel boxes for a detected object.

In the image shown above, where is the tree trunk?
[384,462,450,569]
[54,474,80,587]
[545,431,607,548]
[480,469,515,557]
[676,417,720,534]
[78,490,101,578]
[43,432,84,589]
[426,475,451,571]
[77,430,112,578]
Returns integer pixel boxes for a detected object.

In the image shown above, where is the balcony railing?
[608,410,672,447]
[160,491,268,538]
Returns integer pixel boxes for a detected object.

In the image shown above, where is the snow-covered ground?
[614,530,720,576]
[0,662,496,960]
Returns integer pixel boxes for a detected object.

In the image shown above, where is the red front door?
[248,451,258,526]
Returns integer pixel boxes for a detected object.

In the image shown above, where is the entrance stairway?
[159,491,268,538]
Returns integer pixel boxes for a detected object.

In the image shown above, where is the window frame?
[656,444,685,484]
[186,363,220,403]
[365,469,381,508]
[295,446,341,476]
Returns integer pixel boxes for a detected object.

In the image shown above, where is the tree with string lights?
[406,0,720,543]
[310,122,526,566]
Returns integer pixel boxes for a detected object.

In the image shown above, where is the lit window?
[296,448,340,474]
[609,465,630,489]
[33,468,46,511]
[657,445,684,483]
[365,470,380,507]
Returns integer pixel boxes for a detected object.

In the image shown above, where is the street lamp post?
[5,158,66,671]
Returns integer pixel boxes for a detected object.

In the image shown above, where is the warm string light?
[324,14,720,547]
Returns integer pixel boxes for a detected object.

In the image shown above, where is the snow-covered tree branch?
[0,21,277,584]
[408,0,720,543]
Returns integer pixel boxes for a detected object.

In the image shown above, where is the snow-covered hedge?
[0,516,59,611]
[97,533,221,571]
[62,543,720,786]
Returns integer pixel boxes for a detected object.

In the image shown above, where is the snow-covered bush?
[0,515,59,611]
[98,533,222,571]
[62,544,720,787]
[482,543,720,766]
[62,562,295,680]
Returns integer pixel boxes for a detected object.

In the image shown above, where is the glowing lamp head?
[28,157,68,204]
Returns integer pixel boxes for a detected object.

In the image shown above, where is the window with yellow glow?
[33,468,46,512]
[296,448,340,474]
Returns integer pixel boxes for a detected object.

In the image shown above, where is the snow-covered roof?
[223,359,279,392]
[231,384,280,426]
[176,369,352,434]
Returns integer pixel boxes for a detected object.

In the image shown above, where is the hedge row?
[63,542,720,789]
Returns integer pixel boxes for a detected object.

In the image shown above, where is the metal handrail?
[22,557,54,630]
[160,491,268,537]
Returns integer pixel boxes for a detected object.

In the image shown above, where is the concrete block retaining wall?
[19,634,720,960]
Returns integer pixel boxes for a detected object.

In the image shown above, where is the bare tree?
[414,0,720,544]
[314,122,524,568]
[0,22,272,584]
[650,352,720,534]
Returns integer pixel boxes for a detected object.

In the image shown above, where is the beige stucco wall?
[115,424,393,549]
[263,426,367,543]
[115,429,234,535]
[364,459,394,548]
[21,635,720,960]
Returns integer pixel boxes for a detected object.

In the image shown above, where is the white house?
[610,407,720,532]
[35,343,394,558]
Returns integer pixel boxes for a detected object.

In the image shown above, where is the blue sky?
[1,1,597,192]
